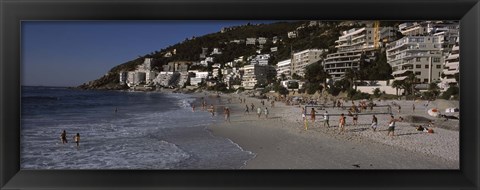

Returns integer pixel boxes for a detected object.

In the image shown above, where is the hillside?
[78,21,396,90]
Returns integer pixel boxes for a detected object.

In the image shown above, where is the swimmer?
[73,133,80,147]
[60,130,68,144]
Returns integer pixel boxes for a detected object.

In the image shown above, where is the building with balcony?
[335,27,377,52]
[290,49,327,77]
[324,26,385,81]
[276,59,291,79]
[324,50,362,81]
[249,54,270,66]
[440,37,459,89]
[241,64,276,89]
[386,36,444,84]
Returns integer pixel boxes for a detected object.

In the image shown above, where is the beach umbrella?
[427,108,439,117]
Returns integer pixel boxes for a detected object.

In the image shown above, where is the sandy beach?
[203,92,459,169]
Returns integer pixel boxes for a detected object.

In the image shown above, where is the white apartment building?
[335,27,377,52]
[189,71,209,86]
[324,50,367,81]
[398,21,459,37]
[211,48,222,55]
[127,71,146,86]
[386,36,444,84]
[288,31,297,38]
[119,72,128,85]
[398,22,430,36]
[440,37,459,89]
[276,59,291,79]
[324,26,386,81]
[291,49,327,77]
[241,64,276,89]
[249,54,270,66]
[246,38,256,45]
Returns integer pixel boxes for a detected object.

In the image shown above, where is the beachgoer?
[251,103,255,111]
[353,112,358,126]
[323,111,330,128]
[73,133,80,147]
[209,104,215,117]
[302,107,306,121]
[339,113,346,134]
[264,107,269,118]
[387,115,403,137]
[371,115,378,131]
[257,107,262,118]
[398,105,401,113]
[310,108,317,124]
[245,104,249,115]
[192,104,196,112]
[115,107,118,113]
[60,130,68,144]
[412,103,415,112]
[224,107,231,123]
[271,101,275,108]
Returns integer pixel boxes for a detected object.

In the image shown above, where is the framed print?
[1,0,479,189]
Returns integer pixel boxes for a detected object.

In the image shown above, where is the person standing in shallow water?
[224,107,231,123]
[257,107,262,118]
[73,133,80,147]
[60,130,68,144]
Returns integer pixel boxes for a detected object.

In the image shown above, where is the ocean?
[20,86,254,169]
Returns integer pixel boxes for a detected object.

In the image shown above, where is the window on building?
[424,79,429,83]
[416,58,421,62]
[433,57,441,62]
[436,65,441,69]
[416,64,421,68]
[415,71,421,75]
[425,65,429,69]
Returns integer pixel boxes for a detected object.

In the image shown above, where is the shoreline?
[205,92,459,169]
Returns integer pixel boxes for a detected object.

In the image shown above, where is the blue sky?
[22,21,276,87]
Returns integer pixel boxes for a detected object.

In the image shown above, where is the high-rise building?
[290,49,327,77]
[386,36,444,84]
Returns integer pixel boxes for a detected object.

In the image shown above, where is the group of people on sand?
[302,105,404,137]
[60,130,80,147]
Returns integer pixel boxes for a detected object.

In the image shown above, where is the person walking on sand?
[224,107,231,123]
[412,103,415,112]
[73,133,80,147]
[257,107,262,118]
[353,112,358,126]
[398,105,401,113]
[310,108,317,127]
[60,130,68,144]
[323,111,330,128]
[387,115,403,137]
[302,107,306,121]
[251,103,255,111]
[264,107,269,118]
[371,115,378,131]
[244,104,249,115]
[339,113,346,134]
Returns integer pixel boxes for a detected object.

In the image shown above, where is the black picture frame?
[1,0,479,189]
